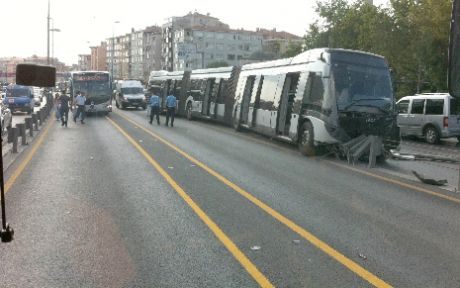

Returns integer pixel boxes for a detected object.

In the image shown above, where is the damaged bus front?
[325,50,400,161]
[232,48,399,162]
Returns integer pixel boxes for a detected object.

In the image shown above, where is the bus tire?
[299,122,316,156]
[186,102,193,120]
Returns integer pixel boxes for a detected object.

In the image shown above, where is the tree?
[304,0,452,98]
[206,61,229,68]
[282,41,304,57]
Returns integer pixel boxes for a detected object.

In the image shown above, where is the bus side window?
[303,72,324,111]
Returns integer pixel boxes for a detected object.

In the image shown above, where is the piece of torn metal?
[412,171,448,186]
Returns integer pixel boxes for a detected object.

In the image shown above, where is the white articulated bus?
[184,66,240,124]
[232,48,400,156]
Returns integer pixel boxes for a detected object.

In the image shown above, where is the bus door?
[202,78,215,116]
[241,76,256,125]
[277,73,300,136]
[248,76,263,127]
[210,79,222,118]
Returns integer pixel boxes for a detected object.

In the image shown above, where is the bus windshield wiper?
[342,98,389,114]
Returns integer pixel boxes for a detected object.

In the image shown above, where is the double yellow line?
[107,117,274,287]
[110,112,393,288]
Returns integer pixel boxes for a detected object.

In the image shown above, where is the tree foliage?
[305,0,452,98]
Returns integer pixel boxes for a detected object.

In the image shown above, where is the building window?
[227,54,235,60]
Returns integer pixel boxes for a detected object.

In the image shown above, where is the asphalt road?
[2,108,460,287]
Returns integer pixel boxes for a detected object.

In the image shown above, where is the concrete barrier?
[7,127,13,143]
[16,123,27,146]
[39,109,44,126]
[25,118,33,137]
[32,113,39,131]
[12,127,18,153]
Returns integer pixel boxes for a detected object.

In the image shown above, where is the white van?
[396,93,460,144]
[115,80,146,110]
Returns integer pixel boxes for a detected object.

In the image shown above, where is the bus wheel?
[299,122,316,156]
[186,102,193,121]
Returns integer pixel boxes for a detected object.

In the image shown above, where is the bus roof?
[241,48,386,71]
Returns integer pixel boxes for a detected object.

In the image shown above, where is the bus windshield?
[72,74,111,104]
[333,62,392,112]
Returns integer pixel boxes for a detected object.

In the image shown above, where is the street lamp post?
[47,0,50,64]
[50,19,61,66]
[111,21,120,88]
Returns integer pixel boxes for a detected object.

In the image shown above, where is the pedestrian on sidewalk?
[54,93,61,121]
[165,93,177,127]
[149,93,161,125]
[59,93,71,127]
[73,91,86,124]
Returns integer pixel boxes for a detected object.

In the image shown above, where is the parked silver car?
[396,93,460,144]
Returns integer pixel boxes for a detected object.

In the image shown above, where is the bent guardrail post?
[11,128,18,153]
[25,118,33,137]
[16,124,27,146]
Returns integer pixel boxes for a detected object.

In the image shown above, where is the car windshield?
[121,87,143,94]
[3,1,460,288]
[6,88,30,97]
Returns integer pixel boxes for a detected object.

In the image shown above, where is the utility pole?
[47,0,51,65]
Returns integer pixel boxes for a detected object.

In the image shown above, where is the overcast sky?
[1,0,388,65]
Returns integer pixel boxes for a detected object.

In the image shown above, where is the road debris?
[250,245,261,251]
[412,171,448,186]
[358,253,367,260]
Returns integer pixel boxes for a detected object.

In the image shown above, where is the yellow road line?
[114,111,392,288]
[5,118,54,193]
[106,116,273,288]
[327,161,460,205]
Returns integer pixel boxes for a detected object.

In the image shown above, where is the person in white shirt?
[73,91,87,124]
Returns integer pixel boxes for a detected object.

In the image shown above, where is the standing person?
[54,93,61,121]
[165,93,177,127]
[73,91,86,124]
[149,93,161,125]
[59,93,71,127]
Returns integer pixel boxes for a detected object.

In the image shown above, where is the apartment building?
[78,54,91,71]
[90,42,107,71]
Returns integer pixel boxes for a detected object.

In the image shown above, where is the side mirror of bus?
[15,64,56,87]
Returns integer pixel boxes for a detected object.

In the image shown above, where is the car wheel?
[424,126,439,144]
[298,121,316,156]
[27,108,32,115]
[186,102,193,121]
